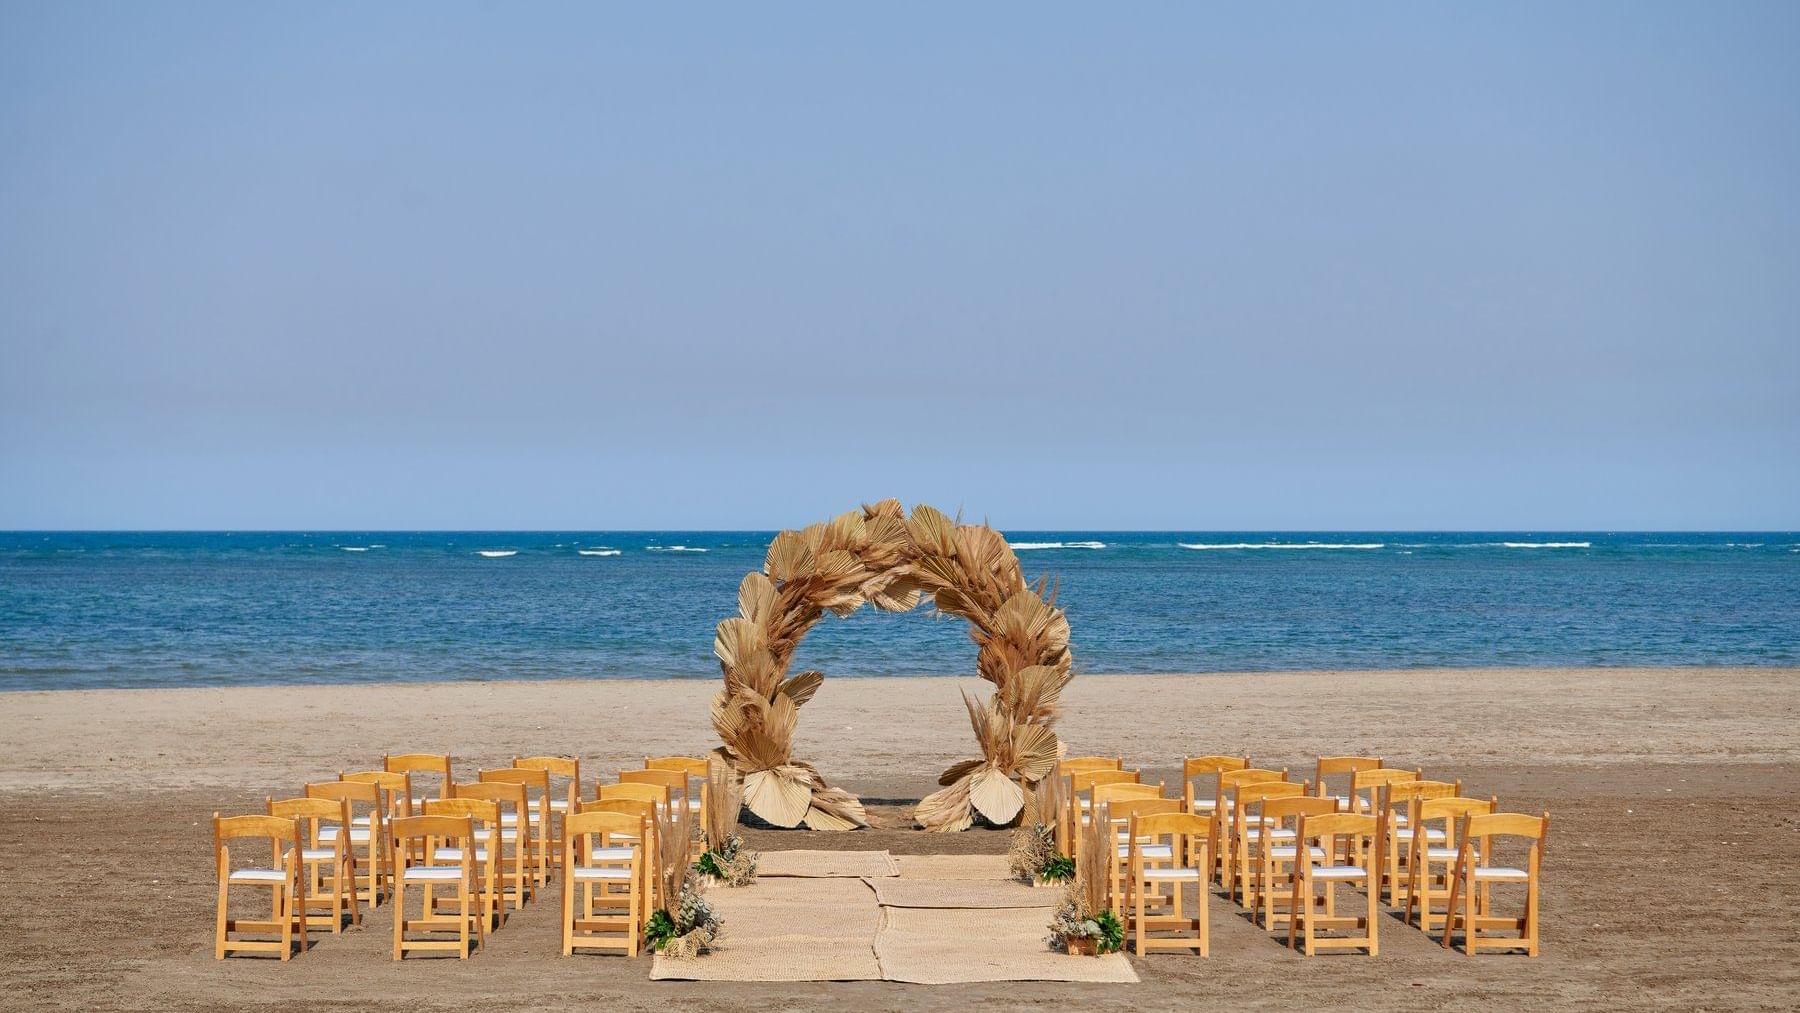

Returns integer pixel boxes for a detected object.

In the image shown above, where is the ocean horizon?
[3,530,1796,691]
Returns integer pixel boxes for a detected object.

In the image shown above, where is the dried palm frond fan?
[709,499,1075,831]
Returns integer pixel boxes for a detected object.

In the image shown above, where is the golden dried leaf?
[742,767,813,828]
[969,766,1025,825]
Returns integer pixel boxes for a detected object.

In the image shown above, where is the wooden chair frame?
[1128,811,1212,957]
[385,753,454,811]
[1228,780,1308,908]
[1314,756,1382,807]
[389,814,483,960]
[1253,794,1340,932]
[450,780,534,910]
[1406,795,1497,933]
[266,796,360,934]
[1376,779,1462,905]
[1182,755,1249,819]
[305,779,390,907]
[643,757,711,825]
[1106,796,1182,916]
[563,810,647,956]
[1058,756,1124,776]
[214,814,307,960]
[514,756,581,872]
[423,798,504,931]
[1211,768,1289,886]
[580,797,660,914]
[1287,812,1382,956]
[481,767,554,887]
[1442,812,1548,956]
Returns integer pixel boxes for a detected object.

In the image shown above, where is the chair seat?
[471,828,519,842]
[317,826,370,843]
[1310,865,1368,881]
[1425,846,1462,860]
[402,865,466,882]
[1142,866,1204,881]
[549,798,570,812]
[228,868,289,884]
[572,866,633,881]
[591,846,637,861]
[299,847,341,862]
[1244,827,1297,840]
[1268,846,1326,859]
[1119,843,1174,859]
[1393,827,1446,842]
[351,814,373,827]
[434,846,489,862]
[499,811,543,826]
[1473,866,1530,882]
[1189,798,1218,810]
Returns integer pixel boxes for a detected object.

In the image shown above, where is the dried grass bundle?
[1074,802,1111,918]
[654,805,695,912]
[703,762,739,850]
[710,500,1078,832]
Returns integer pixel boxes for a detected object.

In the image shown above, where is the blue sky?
[2,2,1795,529]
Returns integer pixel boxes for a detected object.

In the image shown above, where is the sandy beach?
[4,667,1798,1011]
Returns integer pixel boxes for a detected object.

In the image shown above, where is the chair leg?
[214,881,229,959]
[392,880,405,960]
[1366,877,1379,955]
[278,884,292,961]
[458,881,470,959]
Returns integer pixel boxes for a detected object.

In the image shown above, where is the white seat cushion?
[1267,846,1327,859]
[1473,866,1530,882]
[549,798,570,812]
[1119,843,1174,859]
[228,868,288,884]
[590,846,636,861]
[1244,827,1296,840]
[299,848,340,862]
[351,814,373,827]
[402,865,466,882]
[1425,846,1462,860]
[1189,798,1218,810]
[317,826,370,844]
[1310,865,1367,880]
[434,846,488,862]
[471,828,518,842]
[1394,827,1446,842]
[499,811,543,826]
[1141,867,1203,881]
[572,866,632,881]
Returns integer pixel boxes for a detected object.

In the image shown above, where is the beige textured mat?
[893,853,1014,880]
[868,877,1059,909]
[650,878,882,981]
[755,849,901,878]
[873,905,1139,984]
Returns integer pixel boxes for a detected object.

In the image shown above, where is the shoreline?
[5,662,1796,697]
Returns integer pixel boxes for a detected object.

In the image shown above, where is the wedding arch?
[708,499,1074,832]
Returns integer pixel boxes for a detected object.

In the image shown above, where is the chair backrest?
[1348,767,1422,810]
[450,780,529,832]
[267,796,353,847]
[1261,794,1340,830]
[305,779,380,825]
[1059,756,1123,776]
[1184,755,1249,779]
[424,797,501,835]
[1315,755,1382,783]
[580,797,656,823]
[1110,796,1182,826]
[215,813,298,846]
[1218,767,1288,792]
[644,756,708,777]
[1416,795,1497,850]
[620,768,688,798]
[1093,782,1164,809]
[598,782,670,807]
[1071,768,1140,793]
[1295,812,1381,864]
[1128,811,1212,867]
[340,769,412,818]
[390,814,474,846]
[516,755,580,779]
[386,753,452,803]
[565,809,646,846]
[1463,812,1549,843]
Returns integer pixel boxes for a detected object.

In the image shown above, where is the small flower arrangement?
[695,831,758,887]
[695,762,758,887]
[645,871,723,958]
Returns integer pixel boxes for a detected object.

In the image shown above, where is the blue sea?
[1,532,1796,691]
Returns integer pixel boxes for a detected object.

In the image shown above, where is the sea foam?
[577,549,622,557]
[1009,541,1106,550]
[1180,542,1384,550]
[1500,542,1591,549]
[647,545,708,553]
[476,550,518,558]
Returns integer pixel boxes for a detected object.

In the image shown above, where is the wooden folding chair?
[1442,812,1548,956]
[1084,781,1163,870]
[213,814,307,960]
[1377,779,1461,905]
[422,798,504,931]
[644,755,710,823]
[1128,811,1212,957]
[451,781,533,911]
[1314,756,1382,808]
[563,809,647,956]
[266,796,359,933]
[305,779,390,907]
[581,797,661,913]
[1070,768,1141,830]
[1253,794,1339,932]
[1287,812,1381,956]
[385,753,453,812]
[1182,755,1249,820]
[1211,767,1289,886]
[620,768,690,818]
[1107,796,1182,917]
[1228,780,1308,908]
[515,755,581,871]
[1407,795,1497,933]
[481,767,553,887]
[389,814,483,959]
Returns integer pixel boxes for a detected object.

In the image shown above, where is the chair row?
[1053,754,1548,957]
[214,752,716,960]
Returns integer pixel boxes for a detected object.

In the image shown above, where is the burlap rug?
[867,877,1058,909]
[892,853,1013,880]
[649,877,883,981]
[755,848,901,878]
[873,905,1139,984]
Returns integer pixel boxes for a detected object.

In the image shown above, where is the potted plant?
[695,763,758,887]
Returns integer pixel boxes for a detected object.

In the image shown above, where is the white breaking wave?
[1008,541,1106,550]
[476,550,518,558]
[1180,542,1384,550]
[1500,542,1591,549]
[647,545,708,553]
[340,546,370,552]
[577,549,622,556]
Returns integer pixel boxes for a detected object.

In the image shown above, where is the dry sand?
[3,667,1798,1011]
